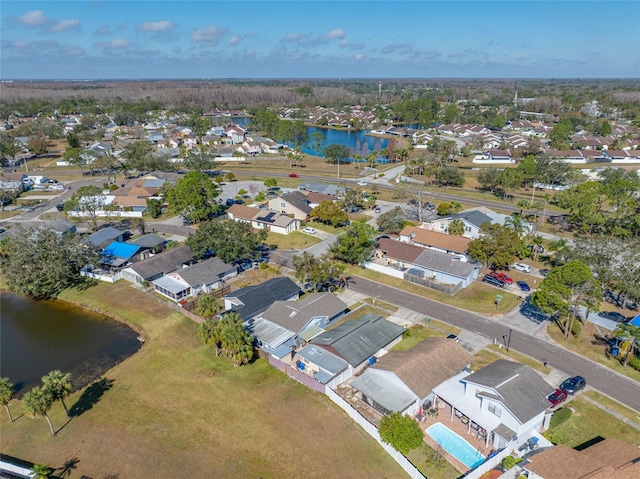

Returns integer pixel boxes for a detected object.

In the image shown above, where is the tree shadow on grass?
[56,456,80,478]
[69,378,114,418]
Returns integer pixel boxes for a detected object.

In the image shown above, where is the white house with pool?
[432,360,555,450]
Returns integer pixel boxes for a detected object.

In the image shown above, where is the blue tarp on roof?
[629,314,640,327]
[102,241,141,260]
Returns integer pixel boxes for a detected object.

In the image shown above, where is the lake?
[0,292,141,396]
[232,117,389,159]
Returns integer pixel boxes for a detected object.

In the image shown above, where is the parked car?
[560,375,586,394]
[302,227,316,234]
[597,311,629,323]
[446,334,460,343]
[289,173,299,178]
[55,203,64,212]
[539,269,550,277]
[517,281,531,292]
[374,206,381,213]
[511,263,531,273]
[482,275,505,288]
[547,388,568,407]
[357,180,368,186]
[489,272,512,284]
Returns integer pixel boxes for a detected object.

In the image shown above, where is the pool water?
[425,423,485,469]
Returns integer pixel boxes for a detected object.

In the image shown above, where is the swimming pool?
[425,423,485,469]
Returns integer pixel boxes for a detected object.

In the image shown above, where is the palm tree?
[531,235,545,262]
[23,386,56,435]
[0,377,15,422]
[220,313,254,366]
[198,318,225,356]
[42,370,73,417]
[32,463,53,479]
[448,219,465,236]
[516,199,530,216]
[505,213,526,237]
[548,238,569,266]
[613,324,640,366]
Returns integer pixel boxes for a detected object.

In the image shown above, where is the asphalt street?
[349,276,640,412]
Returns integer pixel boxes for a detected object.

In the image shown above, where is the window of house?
[488,403,502,417]
[439,224,445,230]
[280,202,286,208]
[465,226,471,232]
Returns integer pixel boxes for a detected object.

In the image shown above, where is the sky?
[1,1,639,80]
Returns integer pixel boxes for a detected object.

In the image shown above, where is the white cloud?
[17,10,50,26]
[51,19,81,32]
[229,35,241,45]
[94,25,110,36]
[340,38,350,47]
[353,54,364,61]
[327,29,346,39]
[95,39,131,49]
[191,25,227,45]
[137,21,174,32]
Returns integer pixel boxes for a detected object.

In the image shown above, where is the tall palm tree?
[613,324,640,366]
[23,386,56,435]
[531,235,545,262]
[505,213,526,237]
[0,377,15,422]
[42,370,73,417]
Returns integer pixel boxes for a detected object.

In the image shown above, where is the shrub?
[379,412,423,454]
[501,455,521,470]
[628,356,640,371]
[549,407,572,428]
[571,319,582,338]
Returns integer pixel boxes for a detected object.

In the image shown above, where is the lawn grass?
[345,266,520,315]
[544,397,640,447]
[0,281,405,479]
[391,324,455,351]
[304,220,344,235]
[486,344,551,374]
[265,230,322,250]
[471,350,502,371]
[584,391,640,423]
[408,444,461,479]
[546,319,640,382]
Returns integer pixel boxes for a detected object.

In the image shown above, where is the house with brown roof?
[226,204,301,234]
[398,225,471,259]
[299,190,338,208]
[350,338,472,416]
[523,437,640,479]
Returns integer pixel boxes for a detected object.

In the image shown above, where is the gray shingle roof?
[413,248,477,279]
[311,313,404,367]
[298,182,341,196]
[127,233,166,249]
[128,245,193,280]
[297,344,348,377]
[224,277,301,321]
[463,360,555,424]
[177,257,236,286]
[260,292,347,331]
[279,190,313,215]
[449,210,493,229]
[87,226,124,247]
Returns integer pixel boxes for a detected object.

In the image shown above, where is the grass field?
[345,266,520,315]
[391,323,460,352]
[0,281,405,479]
[265,230,322,250]
[544,397,640,448]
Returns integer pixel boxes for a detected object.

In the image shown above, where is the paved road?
[349,276,640,413]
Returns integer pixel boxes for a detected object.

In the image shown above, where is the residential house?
[423,209,494,239]
[259,139,286,154]
[126,233,167,254]
[226,204,301,235]
[238,139,262,156]
[0,172,32,194]
[298,182,342,196]
[42,219,76,236]
[248,292,348,359]
[152,257,238,302]
[373,238,480,290]
[225,126,246,144]
[351,337,473,416]
[398,225,471,260]
[87,226,126,249]
[223,277,301,322]
[268,190,313,221]
[433,360,555,449]
[523,437,640,479]
[307,313,404,375]
[473,150,515,164]
[100,241,145,268]
[299,190,337,208]
[546,150,589,164]
[121,245,193,284]
[294,344,349,385]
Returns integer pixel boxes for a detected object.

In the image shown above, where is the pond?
[232,117,390,159]
[0,292,141,396]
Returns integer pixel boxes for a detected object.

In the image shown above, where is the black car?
[560,375,586,394]
[482,275,505,288]
[597,311,628,323]
[55,203,65,211]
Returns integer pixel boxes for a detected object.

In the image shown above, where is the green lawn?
[391,324,457,351]
[266,230,322,250]
[345,266,520,315]
[486,344,551,374]
[408,444,461,479]
[544,397,640,448]
[0,281,405,479]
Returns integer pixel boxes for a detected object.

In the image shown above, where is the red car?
[489,272,513,285]
[289,173,299,178]
[547,388,568,407]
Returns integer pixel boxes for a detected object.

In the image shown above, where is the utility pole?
[507,329,513,352]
